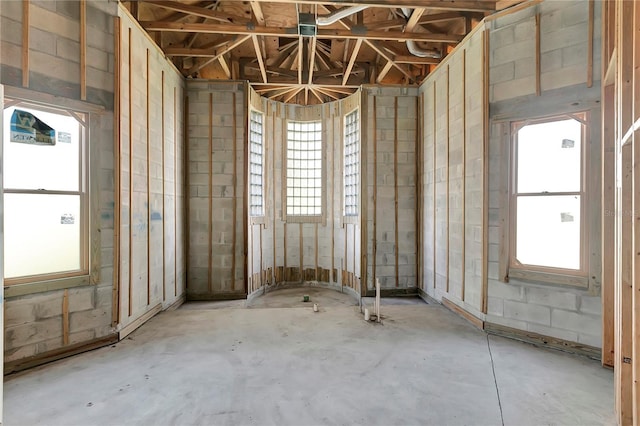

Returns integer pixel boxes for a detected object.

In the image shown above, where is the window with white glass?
[344,109,359,217]
[510,113,588,279]
[286,121,322,218]
[249,110,264,217]
[3,102,88,284]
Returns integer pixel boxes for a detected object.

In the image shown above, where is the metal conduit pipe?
[401,8,442,59]
[316,5,368,26]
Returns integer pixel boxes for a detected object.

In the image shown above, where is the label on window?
[10,109,56,145]
[61,213,75,225]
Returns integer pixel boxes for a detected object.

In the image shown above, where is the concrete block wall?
[118,8,186,328]
[363,86,418,292]
[486,0,603,347]
[186,81,246,299]
[243,90,362,295]
[419,26,485,315]
[2,0,120,365]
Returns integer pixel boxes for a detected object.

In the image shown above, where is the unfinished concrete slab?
[5,292,613,426]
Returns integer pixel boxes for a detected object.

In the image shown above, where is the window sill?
[342,215,359,225]
[284,215,324,224]
[250,216,267,225]
[507,268,589,289]
[5,275,91,298]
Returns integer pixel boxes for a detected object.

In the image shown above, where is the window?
[286,121,322,218]
[510,113,587,280]
[3,102,88,284]
[249,110,264,217]
[344,109,359,217]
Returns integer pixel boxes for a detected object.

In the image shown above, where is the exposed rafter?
[129,0,496,104]
[139,21,464,43]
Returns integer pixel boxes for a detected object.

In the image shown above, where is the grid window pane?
[249,110,264,216]
[344,109,359,216]
[286,121,322,216]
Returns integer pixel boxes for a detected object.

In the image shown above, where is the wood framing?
[394,96,399,287]
[80,0,87,100]
[22,0,29,88]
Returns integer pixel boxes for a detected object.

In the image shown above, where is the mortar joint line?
[486,334,505,426]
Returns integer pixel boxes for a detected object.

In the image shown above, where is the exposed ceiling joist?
[214,0,497,12]
[251,35,268,83]
[140,0,247,23]
[342,37,363,86]
[249,1,265,24]
[139,21,464,43]
[129,0,494,104]
[187,34,251,74]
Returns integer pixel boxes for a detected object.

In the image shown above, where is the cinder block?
[579,296,601,316]
[30,4,79,41]
[5,317,62,350]
[504,299,551,326]
[525,286,578,311]
[69,287,95,312]
[5,302,36,327]
[578,332,601,348]
[69,308,110,333]
[551,309,600,336]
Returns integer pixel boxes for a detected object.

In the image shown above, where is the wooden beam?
[62,289,69,345]
[372,95,378,289]
[112,15,122,327]
[208,92,213,293]
[320,6,414,81]
[218,55,231,78]
[535,13,541,96]
[601,88,616,367]
[376,60,393,83]
[405,8,425,32]
[220,0,497,12]
[232,92,239,292]
[343,37,362,86]
[318,85,358,95]
[140,21,464,43]
[308,36,318,85]
[140,0,246,24]
[270,41,298,68]
[298,36,303,85]
[249,1,265,25]
[146,48,151,307]
[252,35,268,83]
[284,87,303,103]
[393,55,440,65]
[394,96,399,287]
[267,86,299,99]
[309,87,324,103]
[186,35,251,75]
[250,80,361,88]
[161,70,166,303]
[22,0,29,88]
[369,12,465,31]
[314,86,340,100]
[128,27,133,318]
[80,0,87,100]
[587,0,594,88]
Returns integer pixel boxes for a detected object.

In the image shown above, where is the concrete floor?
[5,288,614,426]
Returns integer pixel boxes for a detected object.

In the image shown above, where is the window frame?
[2,96,91,291]
[249,108,265,221]
[283,119,325,223]
[508,111,590,287]
[343,107,360,222]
